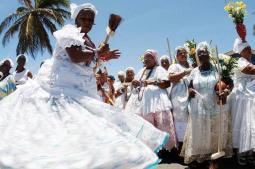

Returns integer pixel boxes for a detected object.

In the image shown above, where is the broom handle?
[103,34,111,44]
[216,46,223,153]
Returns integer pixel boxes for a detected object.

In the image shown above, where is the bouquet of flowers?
[224,1,248,41]
[184,39,198,67]
[212,53,237,104]
[218,54,237,83]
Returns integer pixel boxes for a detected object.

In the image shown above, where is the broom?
[211,46,225,160]
[103,13,122,44]
[99,14,122,61]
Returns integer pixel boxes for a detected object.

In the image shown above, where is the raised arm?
[66,45,95,63]
[241,64,255,75]
[169,69,191,83]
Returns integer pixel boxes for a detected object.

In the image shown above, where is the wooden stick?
[166,38,173,63]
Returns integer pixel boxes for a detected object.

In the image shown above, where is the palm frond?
[16,7,29,13]
[33,14,52,54]
[39,16,57,33]
[49,8,70,19]
[0,13,20,34]
[18,0,33,9]
[35,8,64,25]
[2,14,28,46]
[36,0,70,8]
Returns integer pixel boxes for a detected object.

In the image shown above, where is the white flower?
[219,54,230,63]
[222,65,227,70]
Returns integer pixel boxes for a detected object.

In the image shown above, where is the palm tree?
[0,0,70,59]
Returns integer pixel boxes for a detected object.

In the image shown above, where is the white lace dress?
[0,24,169,169]
[180,67,232,164]
[168,63,190,142]
[125,66,177,150]
[230,57,255,153]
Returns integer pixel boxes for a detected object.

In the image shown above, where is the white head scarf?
[196,41,211,54]
[0,58,14,68]
[70,3,98,19]
[117,71,125,77]
[160,55,170,61]
[175,46,188,58]
[125,67,135,73]
[144,49,159,65]
[233,38,250,54]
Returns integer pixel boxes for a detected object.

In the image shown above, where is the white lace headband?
[70,3,98,19]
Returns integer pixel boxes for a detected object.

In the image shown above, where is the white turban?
[175,46,188,58]
[144,49,159,65]
[233,38,250,54]
[70,3,98,19]
[160,55,170,61]
[117,71,125,77]
[196,41,210,54]
[125,67,135,73]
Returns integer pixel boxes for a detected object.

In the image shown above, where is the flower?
[185,39,197,67]
[219,54,231,63]
[224,5,232,12]
[224,1,247,24]
[190,48,196,55]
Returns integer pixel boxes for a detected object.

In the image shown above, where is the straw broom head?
[108,14,122,33]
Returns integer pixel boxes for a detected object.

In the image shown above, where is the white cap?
[70,3,98,19]
[117,71,125,76]
[125,67,135,72]
[175,45,188,58]
[160,55,169,61]
[196,41,210,54]
[233,38,250,54]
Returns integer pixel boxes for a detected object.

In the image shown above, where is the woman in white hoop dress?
[0,3,169,169]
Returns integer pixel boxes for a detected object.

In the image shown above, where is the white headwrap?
[160,55,170,61]
[125,67,135,73]
[0,58,14,67]
[144,49,159,65]
[117,71,125,77]
[175,46,188,58]
[233,38,250,54]
[70,3,98,19]
[196,41,211,54]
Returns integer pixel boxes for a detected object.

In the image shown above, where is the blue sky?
[0,0,255,77]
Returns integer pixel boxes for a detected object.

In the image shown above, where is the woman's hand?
[103,49,121,61]
[188,88,196,98]
[132,80,140,87]
[97,43,110,56]
[216,89,229,100]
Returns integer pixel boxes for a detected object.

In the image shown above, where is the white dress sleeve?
[237,57,251,71]
[168,64,179,74]
[156,66,168,81]
[53,24,85,49]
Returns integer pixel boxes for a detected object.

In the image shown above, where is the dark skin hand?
[66,9,120,64]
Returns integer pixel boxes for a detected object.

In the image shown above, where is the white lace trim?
[53,24,85,49]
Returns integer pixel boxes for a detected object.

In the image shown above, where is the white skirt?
[230,88,255,153]
[0,80,169,169]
